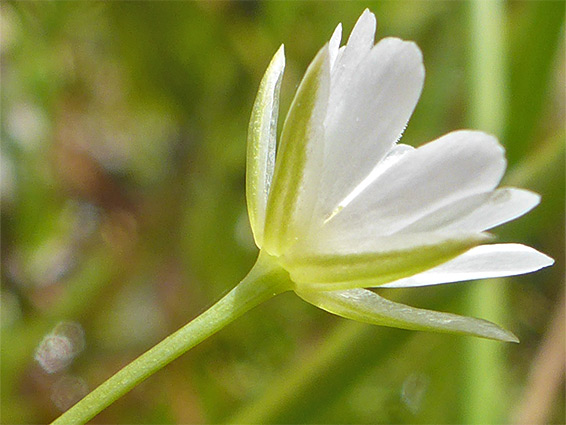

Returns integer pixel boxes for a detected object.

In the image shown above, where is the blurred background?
[1,1,564,424]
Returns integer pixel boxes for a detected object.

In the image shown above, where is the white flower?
[246,10,553,342]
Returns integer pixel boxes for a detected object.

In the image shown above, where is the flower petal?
[316,37,425,222]
[296,287,518,342]
[399,188,540,234]
[263,45,330,255]
[381,244,554,288]
[331,9,376,81]
[283,232,488,291]
[315,130,506,250]
[328,23,342,70]
[326,144,415,221]
[246,45,285,247]
[442,188,540,232]
[348,8,376,47]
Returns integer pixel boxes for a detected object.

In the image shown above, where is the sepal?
[296,287,519,342]
[284,233,490,291]
[263,45,331,255]
[246,45,285,248]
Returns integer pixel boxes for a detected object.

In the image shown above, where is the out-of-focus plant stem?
[50,252,291,425]
[504,131,565,187]
[463,1,509,424]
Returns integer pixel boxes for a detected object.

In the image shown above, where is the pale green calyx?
[245,9,553,342]
[246,45,285,248]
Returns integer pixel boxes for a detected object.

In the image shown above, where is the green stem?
[50,251,291,425]
[468,0,507,133]
[464,1,508,424]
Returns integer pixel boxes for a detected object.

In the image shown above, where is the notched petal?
[296,288,519,342]
[316,38,425,225]
[328,23,342,70]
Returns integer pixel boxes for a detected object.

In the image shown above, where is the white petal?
[316,38,424,222]
[326,11,376,116]
[443,188,540,232]
[246,45,285,247]
[346,9,376,44]
[326,144,415,222]
[313,131,506,251]
[400,188,540,234]
[328,24,342,70]
[296,287,518,342]
[333,9,376,74]
[381,244,554,288]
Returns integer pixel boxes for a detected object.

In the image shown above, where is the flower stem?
[50,251,291,425]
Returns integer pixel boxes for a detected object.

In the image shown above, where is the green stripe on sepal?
[284,233,490,291]
[263,45,330,255]
[296,287,519,342]
[246,45,285,248]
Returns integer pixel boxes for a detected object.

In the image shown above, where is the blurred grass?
[1,1,564,424]
[463,2,508,424]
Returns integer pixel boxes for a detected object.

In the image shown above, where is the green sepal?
[296,287,518,342]
[246,45,285,248]
[263,45,330,255]
[284,233,490,291]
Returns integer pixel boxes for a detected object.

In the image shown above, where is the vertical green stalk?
[50,252,291,425]
[468,0,507,133]
[464,1,509,424]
